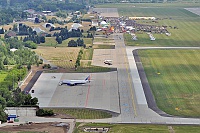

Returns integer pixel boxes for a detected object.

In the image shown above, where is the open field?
[138,49,200,117]
[82,14,96,19]
[48,108,112,119]
[76,123,200,133]
[93,44,115,49]
[33,46,112,72]
[33,46,80,70]
[98,3,200,47]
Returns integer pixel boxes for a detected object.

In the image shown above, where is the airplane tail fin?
[85,75,91,81]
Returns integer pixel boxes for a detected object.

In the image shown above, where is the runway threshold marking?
[123,47,137,117]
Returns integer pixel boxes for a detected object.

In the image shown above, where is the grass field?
[138,49,200,117]
[93,44,115,49]
[97,3,200,47]
[33,46,80,70]
[48,108,112,119]
[76,123,200,133]
[33,46,111,73]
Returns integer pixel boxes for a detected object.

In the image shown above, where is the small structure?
[7,115,17,122]
[92,19,99,26]
[42,11,51,15]
[42,23,55,28]
[84,127,109,132]
[148,33,156,41]
[33,27,45,34]
[24,9,35,15]
[100,21,108,27]
[129,17,156,20]
[10,48,18,52]
[69,23,83,31]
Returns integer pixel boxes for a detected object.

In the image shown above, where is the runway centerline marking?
[122,47,137,117]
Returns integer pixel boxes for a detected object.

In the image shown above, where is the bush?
[36,109,54,116]
[43,64,51,69]
[39,59,43,64]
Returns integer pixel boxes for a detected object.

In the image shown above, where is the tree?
[24,94,32,105]
[0,96,6,108]
[27,64,31,71]
[0,106,7,122]
[13,24,18,32]
[65,0,69,3]
[3,57,9,65]
[0,60,5,70]
[36,109,54,116]
[40,36,45,43]
[7,100,15,107]
[21,12,27,19]
[68,40,77,47]
[35,17,40,23]
[31,97,38,105]
[0,28,4,34]
[76,38,84,46]
[56,36,62,44]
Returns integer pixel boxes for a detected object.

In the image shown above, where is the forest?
[0,38,41,122]
[0,0,85,11]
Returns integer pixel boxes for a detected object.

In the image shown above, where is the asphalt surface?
[23,71,43,93]
[30,72,120,114]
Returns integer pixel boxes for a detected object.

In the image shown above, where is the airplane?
[58,75,91,86]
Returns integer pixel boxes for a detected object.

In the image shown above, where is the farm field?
[138,49,200,117]
[76,123,200,133]
[98,3,200,47]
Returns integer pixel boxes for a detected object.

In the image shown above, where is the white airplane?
[59,75,91,86]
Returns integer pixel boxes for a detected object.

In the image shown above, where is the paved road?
[23,71,43,93]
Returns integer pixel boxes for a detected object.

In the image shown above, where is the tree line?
[0,0,86,12]
[0,39,41,122]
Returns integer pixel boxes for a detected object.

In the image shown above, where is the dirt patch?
[168,126,175,133]
[0,122,69,133]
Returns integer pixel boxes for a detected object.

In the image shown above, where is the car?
[104,60,112,65]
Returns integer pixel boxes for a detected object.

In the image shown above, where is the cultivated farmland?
[138,49,200,117]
